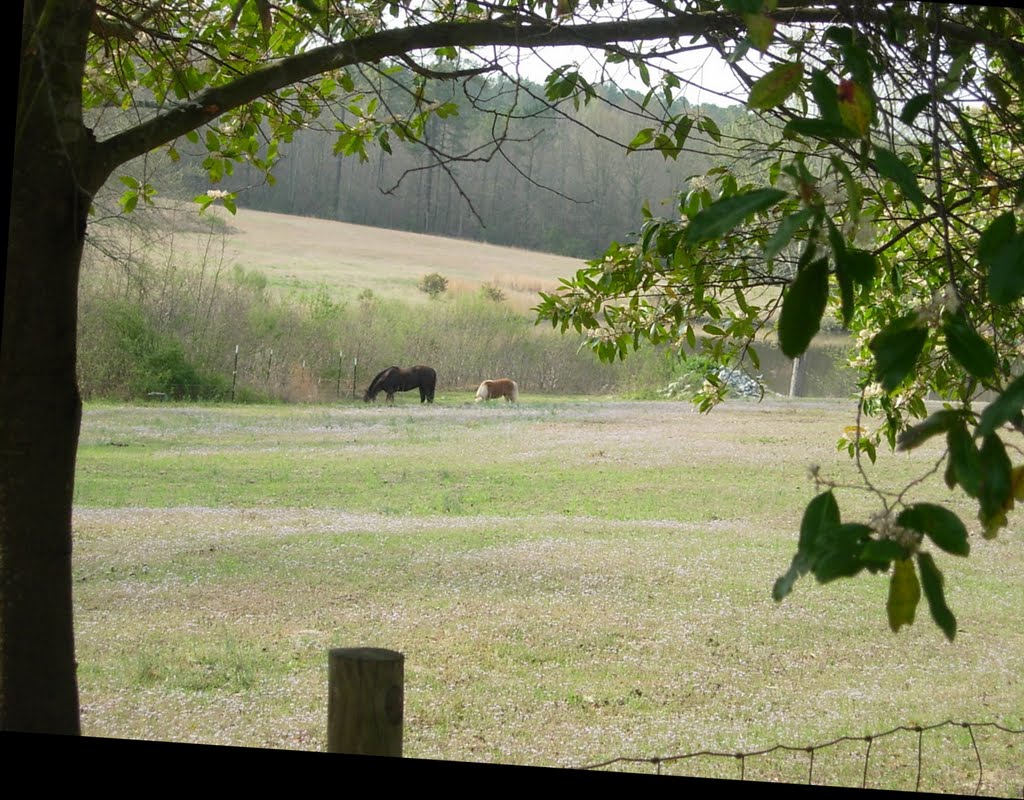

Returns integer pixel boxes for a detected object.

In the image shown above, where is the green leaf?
[896,409,961,452]
[773,550,812,601]
[978,432,1013,538]
[977,212,1016,265]
[697,116,722,143]
[837,248,877,286]
[943,311,997,381]
[976,373,1024,438]
[812,523,872,583]
[837,79,873,137]
[653,132,681,160]
[799,490,840,551]
[824,25,853,46]
[744,12,776,52]
[835,256,855,326]
[683,188,787,244]
[672,116,694,148]
[873,145,927,211]
[774,491,842,601]
[810,69,841,125]
[119,190,138,213]
[826,217,846,258]
[886,558,920,632]
[627,128,655,151]
[869,315,927,392]
[899,92,932,125]
[896,504,970,556]
[947,423,982,497]
[193,194,214,211]
[763,207,813,262]
[916,552,957,640]
[861,538,907,565]
[955,109,987,172]
[778,257,829,358]
[828,219,854,324]
[840,39,874,86]
[984,72,1013,108]
[748,62,804,109]
[988,233,1024,304]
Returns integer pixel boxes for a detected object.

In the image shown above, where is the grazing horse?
[475,378,519,403]
[364,365,437,404]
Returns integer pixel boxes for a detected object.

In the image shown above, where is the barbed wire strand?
[580,719,1024,796]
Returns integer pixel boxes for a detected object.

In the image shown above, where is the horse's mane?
[366,366,400,399]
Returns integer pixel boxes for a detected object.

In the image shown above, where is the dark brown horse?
[364,365,437,404]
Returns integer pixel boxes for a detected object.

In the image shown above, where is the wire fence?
[581,720,1024,796]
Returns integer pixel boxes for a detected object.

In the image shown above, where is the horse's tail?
[509,380,519,402]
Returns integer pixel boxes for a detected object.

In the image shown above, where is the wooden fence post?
[327,647,404,757]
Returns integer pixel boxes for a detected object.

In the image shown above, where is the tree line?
[164,73,743,258]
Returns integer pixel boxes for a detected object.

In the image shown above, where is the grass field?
[72,397,1023,794]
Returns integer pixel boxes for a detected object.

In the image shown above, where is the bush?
[82,300,229,400]
[663,354,720,400]
[480,282,506,302]
[418,272,449,298]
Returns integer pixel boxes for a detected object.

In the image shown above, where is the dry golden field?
[185,206,585,310]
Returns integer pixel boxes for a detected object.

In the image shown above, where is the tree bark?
[1,0,104,735]
[789,355,809,398]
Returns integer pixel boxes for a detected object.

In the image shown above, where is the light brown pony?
[475,378,519,403]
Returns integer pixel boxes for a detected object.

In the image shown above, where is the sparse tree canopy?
[534,4,1024,643]
[6,0,1024,736]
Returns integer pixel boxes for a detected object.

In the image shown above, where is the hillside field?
[173,205,585,310]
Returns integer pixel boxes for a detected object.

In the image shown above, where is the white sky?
[502,42,747,106]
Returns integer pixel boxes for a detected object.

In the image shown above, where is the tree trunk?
[2,154,86,736]
[2,0,101,734]
[789,355,809,398]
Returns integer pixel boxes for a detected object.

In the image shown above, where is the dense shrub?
[78,299,228,400]
[418,272,449,298]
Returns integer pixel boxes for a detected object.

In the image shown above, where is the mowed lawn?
[72,398,1023,794]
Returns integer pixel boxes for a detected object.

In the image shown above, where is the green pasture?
[72,399,1023,793]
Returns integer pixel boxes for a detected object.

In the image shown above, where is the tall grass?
[78,246,684,402]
